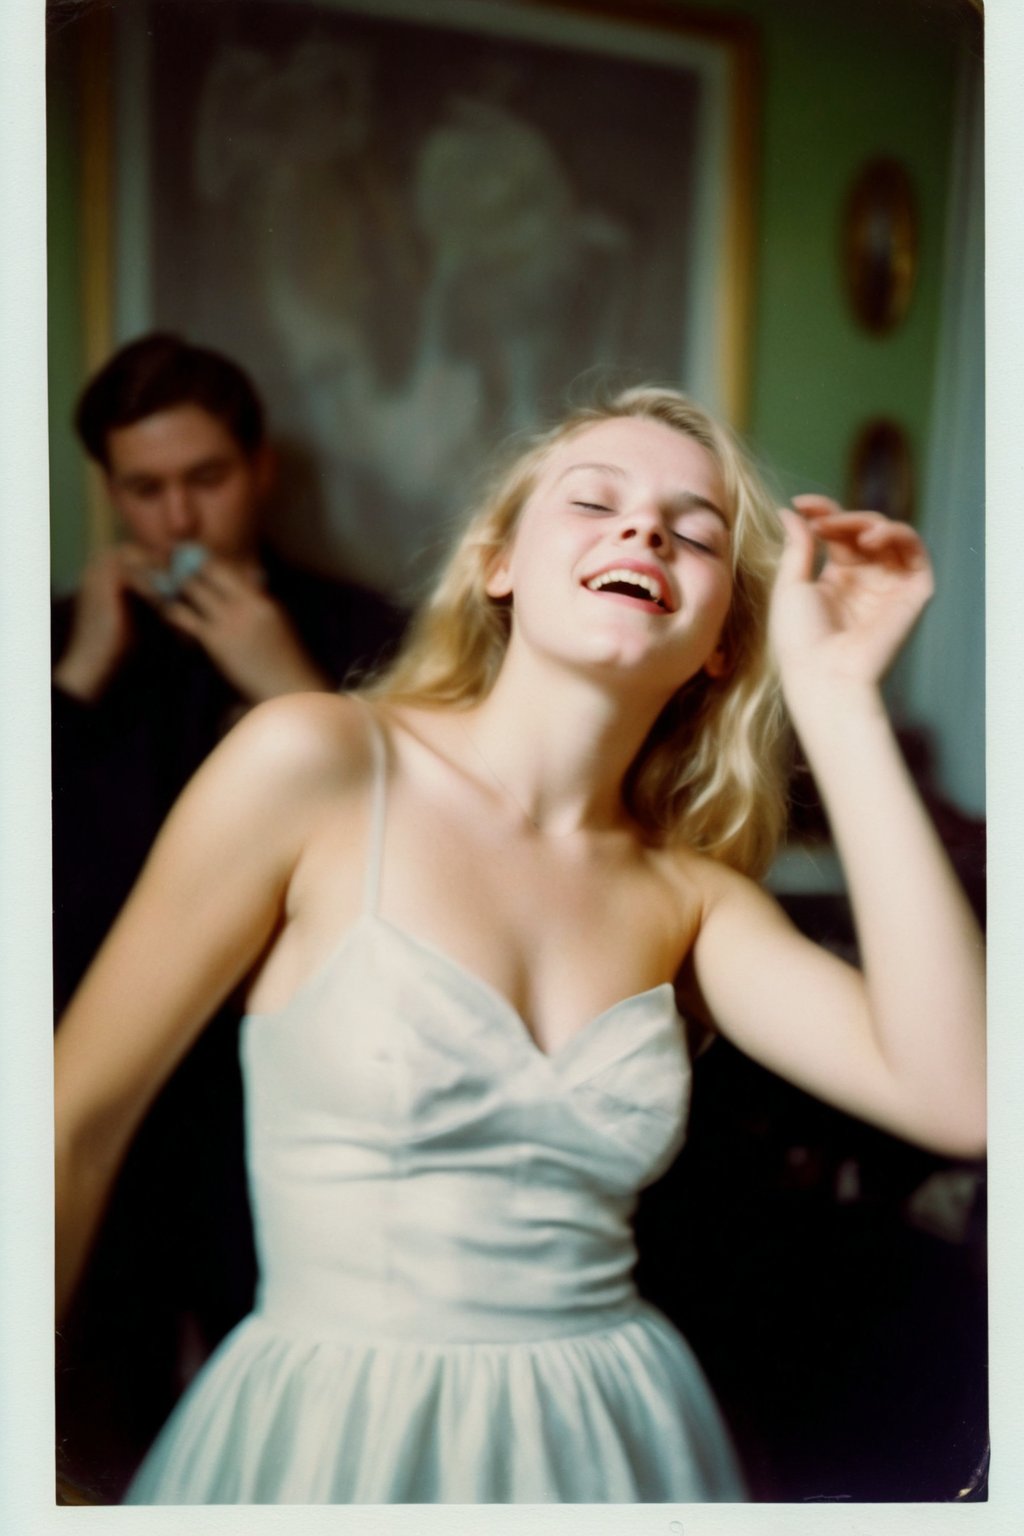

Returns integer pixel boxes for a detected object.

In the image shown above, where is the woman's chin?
[566,641,697,697]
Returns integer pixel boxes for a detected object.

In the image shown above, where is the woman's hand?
[769,495,934,703]
[704,499,984,1162]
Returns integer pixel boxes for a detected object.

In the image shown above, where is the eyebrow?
[555,462,730,527]
[115,455,234,488]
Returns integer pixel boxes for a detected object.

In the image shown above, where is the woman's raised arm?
[682,499,985,1158]
[54,692,369,1318]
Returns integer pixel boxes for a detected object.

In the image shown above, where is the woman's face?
[487,416,734,696]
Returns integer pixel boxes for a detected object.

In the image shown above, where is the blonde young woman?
[55,388,985,1504]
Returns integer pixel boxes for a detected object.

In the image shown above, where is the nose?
[617,507,666,551]
[161,485,199,541]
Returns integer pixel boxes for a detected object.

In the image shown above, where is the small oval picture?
[843,158,918,334]
[848,418,914,522]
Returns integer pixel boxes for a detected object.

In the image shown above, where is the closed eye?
[671,531,718,555]
[572,500,614,514]
[187,460,235,489]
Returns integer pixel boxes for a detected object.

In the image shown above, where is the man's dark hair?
[75,333,266,469]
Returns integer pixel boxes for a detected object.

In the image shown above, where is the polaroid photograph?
[2,1,1018,1533]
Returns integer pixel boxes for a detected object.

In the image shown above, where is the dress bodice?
[241,707,692,1345]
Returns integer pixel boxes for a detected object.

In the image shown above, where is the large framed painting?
[98,0,758,595]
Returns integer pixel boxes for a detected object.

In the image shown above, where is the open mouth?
[584,567,672,612]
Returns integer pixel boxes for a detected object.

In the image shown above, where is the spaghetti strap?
[352,696,388,916]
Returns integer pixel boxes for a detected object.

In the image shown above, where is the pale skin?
[54,415,986,1320]
[52,403,332,704]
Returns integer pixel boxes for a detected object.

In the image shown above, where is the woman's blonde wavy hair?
[368,386,791,878]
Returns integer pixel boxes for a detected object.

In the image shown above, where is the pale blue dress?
[126,713,745,1504]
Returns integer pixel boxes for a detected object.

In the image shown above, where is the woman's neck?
[457,645,673,837]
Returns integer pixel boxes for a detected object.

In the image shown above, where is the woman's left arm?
[685,496,985,1158]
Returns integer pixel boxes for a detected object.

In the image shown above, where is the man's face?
[104,403,270,564]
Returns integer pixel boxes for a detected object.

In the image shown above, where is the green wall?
[708,0,983,814]
[46,30,87,596]
[698,0,967,503]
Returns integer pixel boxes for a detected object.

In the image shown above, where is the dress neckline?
[368,912,678,1063]
[244,911,680,1066]
[245,698,682,1060]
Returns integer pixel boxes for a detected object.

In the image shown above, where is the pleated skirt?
[125,1304,745,1504]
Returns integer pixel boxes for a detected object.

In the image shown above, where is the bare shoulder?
[652,839,766,924]
[652,843,793,1041]
[147,692,382,884]
[212,690,378,800]
[656,841,793,967]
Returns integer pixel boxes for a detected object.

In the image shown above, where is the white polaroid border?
[1,0,1021,1533]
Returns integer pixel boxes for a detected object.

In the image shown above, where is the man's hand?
[161,557,332,702]
[52,544,157,702]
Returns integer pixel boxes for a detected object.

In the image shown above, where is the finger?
[128,585,164,613]
[176,574,227,619]
[852,517,921,547]
[786,498,873,564]
[121,564,168,605]
[161,599,206,638]
[196,557,263,596]
[803,512,901,556]
[790,499,911,552]
[107,546,159,590]
[855,522,932,574]
[813,513,925,559]
[800,510,886,535]
[113,542,159,568]
[775,506,818,585]
[794,498,920,545]
[790,493,844,519]
[791,512,887,572]
[182,562,238,600]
